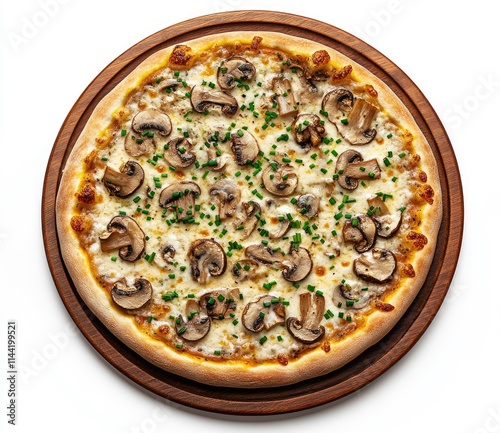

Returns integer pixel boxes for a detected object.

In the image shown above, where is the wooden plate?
[42,11,463,415]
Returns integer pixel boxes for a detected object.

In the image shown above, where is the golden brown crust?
[56,31,442,388]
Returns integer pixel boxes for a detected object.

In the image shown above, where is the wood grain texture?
[41,11,463,415]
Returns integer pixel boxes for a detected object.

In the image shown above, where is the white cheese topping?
[80,47,421,362]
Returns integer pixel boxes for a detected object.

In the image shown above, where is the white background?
[0,0,498,432]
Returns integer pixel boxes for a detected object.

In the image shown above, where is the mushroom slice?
[187,239,227,284]
[230,129,260,165]
[159,181,201,217]
[200,288,240,320]
[332,283,371,310]
[209,179,241,220]
[111,278,152,310]
[262,162,298,196]
[343,158,381,180]
[322,89,378,145]
[176,299,211,341]
[353,248,397,283]
[125,109,172,156]
[160,244,176,264]
[269,217,291,240]
[291,114,326,150]
[342,214,377,253]
[367,196,402,238]
[232,259,265,283]
[282,246,313,282]
[286,293,325,344]
[242,295,286,333]
[374,213,402,239]
[272,77,298,117]
[217,56,256,90]
[190,85,238,116]
[103,161,144,198]
[124,131,156,157]
[289,64,319,95]
[296,194,320,219]
[164,137,196,169]
[336,149,381,190]
[132,108,172,137]
[99,216,145,262]
[245,244,283,266]
[157,78,180,92]
[235,201,261,238]
[204,148,230,171]
[335,149,362,190]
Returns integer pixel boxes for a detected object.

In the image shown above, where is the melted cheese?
[78,45,424,363]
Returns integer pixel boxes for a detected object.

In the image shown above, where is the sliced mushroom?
[290,64,319,95]
[322,89,378,145]
[245,244,283,266]
[103,161,144,198]
[262,162,298,196]
[204,148,230,171]
[342,214,377,253]
[281,246,313,282]
[124,131,156,157]
[164,137,196,169]
[291,114,326,150]
[124,108,172,157]
[99,216,145,262]
[217,57,256,90]
[200,288,240,319]
[336,149,381,190]
[159,181,201,217]
[160,244,176,264]
[176,299,211,341]
[296,194,320,219]
[157,78,180,92]
[332,283,371,310]
[209,179,241,220]
[111,278,153,310]
[343,158,381,180]
[242,295,286,333]
[230,130,260,165]
[272,77,298,117]
[132,108,172,137]
[286,293,325,344]
[232,259,265,283]
[190,85,238,116]
[353,248,397,283]
[269,217,291,240]
[367,196,402,238]
[367,195,390,215]
[235,201,261,238]
[187,239,227,284]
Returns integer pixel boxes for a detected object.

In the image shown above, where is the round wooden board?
[42,11,463,415]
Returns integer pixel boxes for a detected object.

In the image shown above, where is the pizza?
[56,31,442,388]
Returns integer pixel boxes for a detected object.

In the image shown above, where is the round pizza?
[56,31,442,388]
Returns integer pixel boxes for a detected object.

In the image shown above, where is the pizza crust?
[56,31,442,388]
